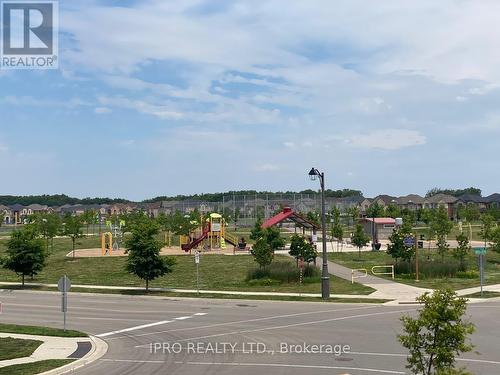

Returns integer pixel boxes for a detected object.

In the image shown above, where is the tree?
[33,212,61,252]
[431,206,453,262]
[331,210,344,251]
[251,238,274,268]
[454,233,471,271]
[351,224,369,258]
[2,227,46,286]
[398,289,474,375]
[458,205,480,223]
[387,219,414,264]
[346,206,360,228]
[61,214,83,259]
[480,214,495,245]
[366,202,385,218]
[264,226,286,251]
[489,226,500,254]
[250,217,264,241]
[289,235,317,265]
[385,204,401,219]
[125,218,175,291]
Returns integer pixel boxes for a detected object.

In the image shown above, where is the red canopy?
[262,207,319,229]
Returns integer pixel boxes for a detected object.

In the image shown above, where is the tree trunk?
[22,274,25,287]
[72,238,76,259]
[146,279,149,292]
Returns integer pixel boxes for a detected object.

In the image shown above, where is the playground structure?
[101,219,125,256]
[180,213,239,252]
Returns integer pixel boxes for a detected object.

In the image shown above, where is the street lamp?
[308,167,330,300]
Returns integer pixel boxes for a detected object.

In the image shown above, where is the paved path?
[319,256,433,302]
[0,332,106,371]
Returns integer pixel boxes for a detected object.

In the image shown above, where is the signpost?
[474,247,487,297]
[194,251,200,294]
[58,275,71,331]
[298,257,305,296]
[404,236,419,282]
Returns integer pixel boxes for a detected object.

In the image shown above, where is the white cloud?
[95,107,112,114]
[253,163,280,172]
[344,129,426,150]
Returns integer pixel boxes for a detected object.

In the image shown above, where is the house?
[0,205,12,224]
[360,217,396,241]
[485,194,500,209]
[423,194,457,219]
[396,194,425,211]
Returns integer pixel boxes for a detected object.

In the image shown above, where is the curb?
[38,335,108,375]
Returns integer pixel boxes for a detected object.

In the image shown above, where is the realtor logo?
[1,1,58,69]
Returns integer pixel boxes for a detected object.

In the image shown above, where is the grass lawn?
[0,337,42,360]
[329,249,500,291]
[462,291,500,299]
[0,323,87,338]
[0,359,73,375]
[0,237,373,295]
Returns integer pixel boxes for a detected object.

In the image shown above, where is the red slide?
[181,227,210,252]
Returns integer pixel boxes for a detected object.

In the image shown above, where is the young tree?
[289,234,318,265]
[33,212,61,252]
[125,218,175,291]
[454,233,471,271]
[431,206,453,262]
[366,202,385,218]
[331,207,344,251]
[2,227,46,286]
[346,206,360,228]
[351,224,370,258]
[264,226,285,251]
[387,219,414,264]
[399,289,474,375]
[489,226,500,254]
[480,214,495,246]
[61,214,84,259]
[250,217,264,241]
[250,237,274,268]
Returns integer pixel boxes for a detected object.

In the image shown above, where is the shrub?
[246,262,319,283]
[394,260,463,279]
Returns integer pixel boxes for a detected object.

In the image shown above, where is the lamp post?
[308,167,330,300]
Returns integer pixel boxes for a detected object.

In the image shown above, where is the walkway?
[318,256,433,302]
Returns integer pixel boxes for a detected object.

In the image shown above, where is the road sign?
[474,247,487,255]
[58,275,71,292]
[195,251,200,264]
[403,236,416,247]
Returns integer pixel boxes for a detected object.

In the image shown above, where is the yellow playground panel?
[101,232,113,255]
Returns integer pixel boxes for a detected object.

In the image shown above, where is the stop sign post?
[58,275,71,331]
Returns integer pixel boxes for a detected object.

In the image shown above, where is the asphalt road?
[1,290,499,375]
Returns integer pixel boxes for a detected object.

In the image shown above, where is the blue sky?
[1,0,499,201]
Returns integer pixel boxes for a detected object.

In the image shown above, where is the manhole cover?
[335,357,354,362]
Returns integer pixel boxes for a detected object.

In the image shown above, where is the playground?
[73,213,250,258]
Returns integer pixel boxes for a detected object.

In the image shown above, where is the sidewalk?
[0,333,107,373]
[318,256,433,302]
[0,281,382,300]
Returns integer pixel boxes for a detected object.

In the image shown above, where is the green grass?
[0,359,74,375]
[0,236,373,295]
[0,337,42,360]
[462,291,500,299]
[329,249,500,290]
[0,323,87,338]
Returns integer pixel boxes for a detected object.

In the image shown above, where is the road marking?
[4,303,175,314]
[133,308,413,348]
[194,312,207,316]
[101,359,164,364]
[97,320,172,338]
[98,312,208,338]
[174,361,406,374]
[175,316,191,320]
[149,309,413,344]
[350,351,500,366]
[76,317,156,322]
[113,305,383,341]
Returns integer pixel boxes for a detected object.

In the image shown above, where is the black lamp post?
[308,167,330,300]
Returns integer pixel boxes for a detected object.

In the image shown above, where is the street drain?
[236,304,256,307]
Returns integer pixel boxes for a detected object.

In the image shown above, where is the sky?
[1,0,499,201]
